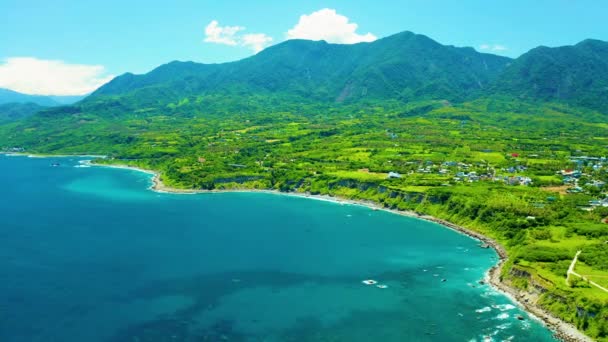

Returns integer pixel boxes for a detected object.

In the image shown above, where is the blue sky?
[1,0,607,95]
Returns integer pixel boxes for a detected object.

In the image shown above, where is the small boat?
[362,279,378,285]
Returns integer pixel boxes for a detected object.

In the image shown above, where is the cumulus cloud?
[203,9,375,53]
[242,33,274,53]
[0,57,114,96]
[204,20,245,46]
[479,44,508,52]
[286,8,376,44]
[203,20,273,53]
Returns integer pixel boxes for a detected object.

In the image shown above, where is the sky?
[1,0,607,95]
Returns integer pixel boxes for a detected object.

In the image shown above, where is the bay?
[0,155,556,341]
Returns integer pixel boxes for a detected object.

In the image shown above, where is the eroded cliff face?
[498,265,603,342]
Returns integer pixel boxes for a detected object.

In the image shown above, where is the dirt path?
[566,251,582,285]
[567,250,608,293]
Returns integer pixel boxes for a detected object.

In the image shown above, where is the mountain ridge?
[91,31,512,105]
[491,39,608,111]
[7,30,608,121]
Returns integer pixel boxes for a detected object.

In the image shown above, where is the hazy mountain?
[0,88,86,106]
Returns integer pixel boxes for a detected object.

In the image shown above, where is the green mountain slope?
[492,39,608,111]
[91,31,511,107]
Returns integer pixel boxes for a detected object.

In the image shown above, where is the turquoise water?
[0,155,556,341]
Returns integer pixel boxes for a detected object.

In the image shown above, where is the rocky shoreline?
[128,166,592,341]
[487,265,593,342]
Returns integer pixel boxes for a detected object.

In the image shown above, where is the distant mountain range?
[75,31,608,114]
[0,88,86,107]
[4,30,608,122]
[93,31,511,104]
[0,88,86,122]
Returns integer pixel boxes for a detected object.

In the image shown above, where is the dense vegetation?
[92,31,511,104]
[0,102,47,123]
[1,31,608,340]
[492,39,608,111]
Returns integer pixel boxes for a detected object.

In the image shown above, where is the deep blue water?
[0,155,556,341]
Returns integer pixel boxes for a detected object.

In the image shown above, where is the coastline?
[100,162,593,342]
[1,152,107,158]
[4,154,593,342]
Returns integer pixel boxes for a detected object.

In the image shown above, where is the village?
[383,153,608,212]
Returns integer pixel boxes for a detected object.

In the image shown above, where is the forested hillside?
[91,31,511,105]
[492,39,608,111]
[0,102,47,123]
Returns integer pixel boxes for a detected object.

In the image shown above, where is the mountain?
[3,32,607,121]
[90,31,512,108]
[0,88,86,106]
[0,88,59,106]
[491,39,608,110]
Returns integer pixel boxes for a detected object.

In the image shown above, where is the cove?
[0,155,556,341]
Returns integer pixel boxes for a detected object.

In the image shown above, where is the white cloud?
[203,20,273,53]
[286,8,376,44]
[204,20,245,46]
[242,33,274,53]
[203,9,375,53]
[479,44,508,52]
[0,57,114,96]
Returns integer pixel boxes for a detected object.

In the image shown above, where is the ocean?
[0,155,556,341]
